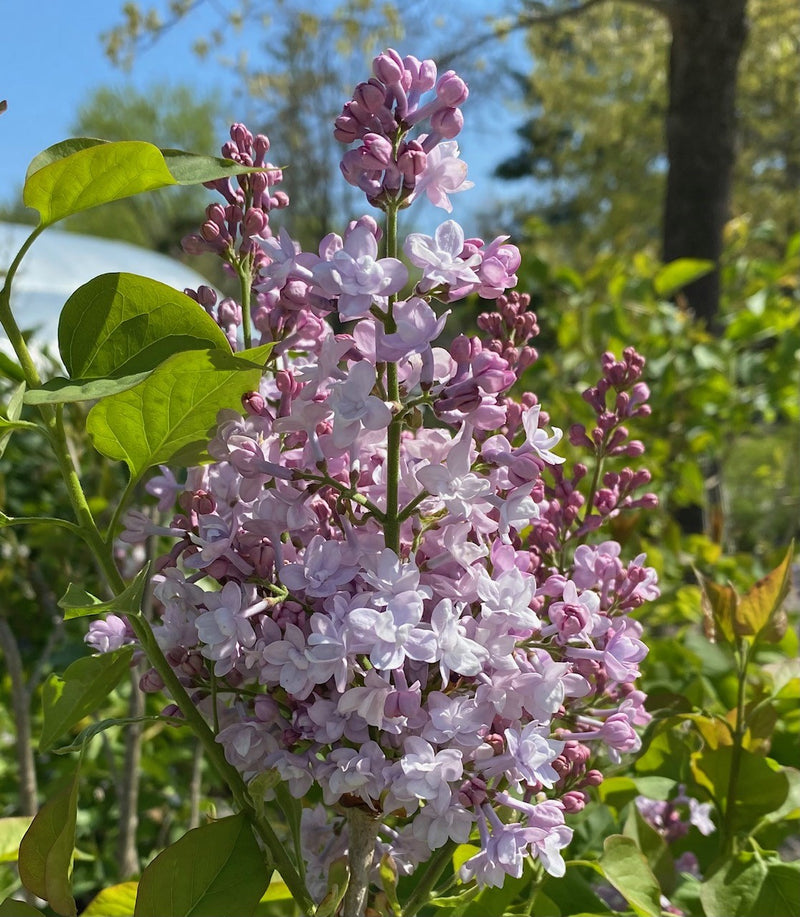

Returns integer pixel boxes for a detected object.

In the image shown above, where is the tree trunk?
[662,0,749,330]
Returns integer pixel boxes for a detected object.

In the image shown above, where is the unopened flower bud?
[436,71,469,106]
[354,79,387,113]
[431,107,464,139]
[373,48,405,85]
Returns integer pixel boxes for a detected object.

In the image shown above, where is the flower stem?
[383,204,401,553]
[342,807,380,917]
[721,637,750,855]
[402,840,457,917]
[0,231,315,912]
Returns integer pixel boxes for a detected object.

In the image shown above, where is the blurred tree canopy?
[498,0,799,273]
[103,0,799,327]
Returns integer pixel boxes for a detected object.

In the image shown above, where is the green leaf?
[690,747,789,831]
[25,138,107,180]
[23,372,154,405]
[0,382,28,458]
[58,273,230,380]
[735,541,794,641]
[24,141,176,227]
[133,814,271,917]
[39,647,134,752]
[697,570,739,645]
[82,881,138,916]
[51,715,173,756]
[701,851,766,917]
[0,816,34,863]
[653,259,715,298]
[58,565,150,621]
[18,767,79,917]
[751,861,800,917]
[161,149,263,185]
[23,140,262,228]
[623,805,675,893]
[86,348,266,481]
[598,836,661,917]
[0,898,45,917]
[0,352,26,384]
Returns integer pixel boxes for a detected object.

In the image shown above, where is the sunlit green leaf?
[82,882,138,916]
[39,647,134,752]
[0,816,33,863]
[690,746,789,831]
[160,148,262,185]
[735,541,794,641]
[58,273,230,380]
[18,767,79,917]
[653,259,715,298]
[133,814,271,917]
[23,372,153,405]
[24,141,176,227]
[86,348,266,481]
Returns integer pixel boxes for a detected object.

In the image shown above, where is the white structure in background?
[0,222,212,352]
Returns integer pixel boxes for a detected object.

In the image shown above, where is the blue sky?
[1,2,533,231]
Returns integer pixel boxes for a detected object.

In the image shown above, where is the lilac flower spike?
[122,46,660,910]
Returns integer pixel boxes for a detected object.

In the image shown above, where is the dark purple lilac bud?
[431,106,464,139]
[334,109,360,143]
[457,776,488,807]
[253,133,270,163]
[397,140,427,181]
[486,733,505,755]
[140,668,165,693]
[354,79,387,113]
[243,207,269,238]
[231,122,254,154]
[201,220,223,244]
[191,490,216,515]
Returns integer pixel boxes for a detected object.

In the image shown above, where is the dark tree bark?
[662,0,749,330]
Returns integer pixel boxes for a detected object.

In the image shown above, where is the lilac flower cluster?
[91,48,660,903]
[335,49,472,211]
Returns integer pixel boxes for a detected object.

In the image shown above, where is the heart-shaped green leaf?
[58,273,230,380]
[24,141,176,227]
[86,348,267,481]
[23,140,264,228]
[133,814,271,917]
